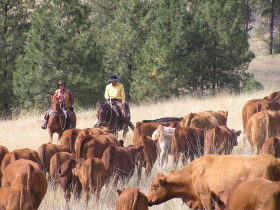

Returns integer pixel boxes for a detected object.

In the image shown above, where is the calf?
[72,158,107,203]
[2,159,47,209]
[152,125,175,168]
[204,125,241,155]
[134,134,158,180]
[102,145,143,181]
[50,152,75,181]
[171,127,204,166]
[116,187,149,210]
[211,178,280,210]
[58,158,82,206]
[0,186,34,210]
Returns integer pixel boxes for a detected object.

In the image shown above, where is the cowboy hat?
[108,74,120,82]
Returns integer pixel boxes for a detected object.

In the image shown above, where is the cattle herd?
[1,91,280,210]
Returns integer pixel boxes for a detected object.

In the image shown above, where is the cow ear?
[159,178,167,186]
[236,130,241,136]
[117,189,123,195]
[137,146,144,152]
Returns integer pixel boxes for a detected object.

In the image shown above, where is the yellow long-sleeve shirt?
[104,82,126,103]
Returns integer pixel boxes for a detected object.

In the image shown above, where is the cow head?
[72,163,82,177]
[230,129,241,146]
[147,173,170,206]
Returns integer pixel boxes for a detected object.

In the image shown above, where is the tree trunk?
[269,0,276,55]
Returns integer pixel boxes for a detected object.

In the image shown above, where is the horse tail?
[76,135,90,161]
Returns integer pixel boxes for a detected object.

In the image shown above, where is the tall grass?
[0,88,275,210]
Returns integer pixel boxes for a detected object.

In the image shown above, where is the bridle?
[52,103,66,130]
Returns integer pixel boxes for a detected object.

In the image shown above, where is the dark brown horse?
[48,97,67,142]
[95,102,134,139]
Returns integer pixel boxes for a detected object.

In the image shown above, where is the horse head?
[96,102,111,127]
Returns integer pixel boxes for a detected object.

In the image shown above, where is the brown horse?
[95,102,134,139]
[48,97,67,142]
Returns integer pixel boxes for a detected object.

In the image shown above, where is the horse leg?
[48,129,53,143]
[128,121,135,131]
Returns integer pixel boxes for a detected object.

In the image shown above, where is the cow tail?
[266,111,271,145]
[27,164,34,192]
[70,131,75,153]
[132,189,139,210]
[60,159,75,177]
[76,136,88,161]
[39,144,47,172]
[20,186,24,210]
[213,126,221,154]
[186,113,195,126]
[53,154,59,180]
[89,158,95,193]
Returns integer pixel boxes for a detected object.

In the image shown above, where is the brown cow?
[132,122,179,145]
[116,187,149,210]
[75,133,120,161]
[0,186,35,210]
[246,110,280,154]
[180,110,228,130]
[102,145,143,181]
[60,128,82,153]
[171,127,204,166]
[147,154,280,210]
[72,158,107,203]
[49,151,75,181]
[134,134,158,179]
[261,136,280,158]
[211,178,280,210]
[204,125,241,155]
[242,98,280,133]
[75,127,110,143]
[1,148,41,173]
[38,142,71,173]
[58,158,82,206]
[2,159,47,209]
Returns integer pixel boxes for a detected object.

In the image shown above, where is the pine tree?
[14,0,105,110]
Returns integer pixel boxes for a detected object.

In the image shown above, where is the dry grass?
[0,55,279,210]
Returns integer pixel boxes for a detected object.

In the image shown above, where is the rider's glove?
[66,105,71,109]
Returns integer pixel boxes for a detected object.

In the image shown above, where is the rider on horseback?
[41,80,75,129]
[104,74,131,132]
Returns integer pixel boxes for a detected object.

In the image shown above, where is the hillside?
[248,54,280,90]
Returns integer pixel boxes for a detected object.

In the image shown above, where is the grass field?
[0,55,279,210]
